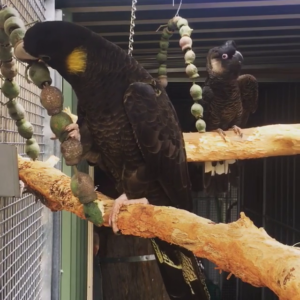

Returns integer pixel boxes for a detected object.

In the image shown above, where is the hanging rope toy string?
[174,0,183,17]
[128,0,137,56]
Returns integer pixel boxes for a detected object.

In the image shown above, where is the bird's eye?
[222,54,228,60]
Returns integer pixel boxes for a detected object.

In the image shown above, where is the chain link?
[128,0,137,56]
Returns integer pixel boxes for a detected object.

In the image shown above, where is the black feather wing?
[124,80,210,300]
[237,74,258,127]
[123,80,192,211]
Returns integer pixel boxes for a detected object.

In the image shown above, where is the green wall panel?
[60,12,88,299]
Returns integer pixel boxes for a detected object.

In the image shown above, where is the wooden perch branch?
[184,123,300,161]
[18,155,300,300]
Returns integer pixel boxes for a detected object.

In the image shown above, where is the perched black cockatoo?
[16,21,211,300]
[201,40,258,195]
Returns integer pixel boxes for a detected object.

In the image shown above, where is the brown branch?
[184,123,300,161]
[18,155,300,300]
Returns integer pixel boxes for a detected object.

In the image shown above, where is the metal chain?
[128,0,137,56]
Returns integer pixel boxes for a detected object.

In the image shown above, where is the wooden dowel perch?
[18,153,300,300]
[184,123,300,161]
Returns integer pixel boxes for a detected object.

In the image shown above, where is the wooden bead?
[179,25,193,37]
[1,79,19,99]
[4,16,25,36]
[40,86,64,116]
[195,119,206,133]
[158,64,167,76]
[184,50,196,64]
[191,103,203,119]
[0,44,13,62]
[190,84,202,100]
[186,64,199,79]
[159,39,169,51]
[161,27,173,40]
[16,119,34,139]
[179,36,192,51]
[25,138,40,161]
[158,75,168,88]
[156,50,167,64]
[177,18,188,29]
[0,7,20,29]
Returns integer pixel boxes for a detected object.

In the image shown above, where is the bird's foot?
[229,125,243,138]
[215,128,227,142]
[65,123,80,141]
[109,194,149,234]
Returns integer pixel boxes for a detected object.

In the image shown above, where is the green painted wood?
[60,11,88,299]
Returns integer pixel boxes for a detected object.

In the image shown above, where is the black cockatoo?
[16,21,211,300]
[201,40,258,195]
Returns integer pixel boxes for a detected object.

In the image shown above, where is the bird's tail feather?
[151,238,211,300]
[203,160,238,195]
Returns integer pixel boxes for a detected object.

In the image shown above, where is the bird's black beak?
[14,41,38,62]
[233,50,243,64]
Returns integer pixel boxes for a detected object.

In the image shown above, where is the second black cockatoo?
[16,21,211,300]
[201,40,258,195]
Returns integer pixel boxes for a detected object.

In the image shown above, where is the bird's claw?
[230,125,243,138]
[65,123,81,141]
[216,128,227,142]
[109,194,149,234]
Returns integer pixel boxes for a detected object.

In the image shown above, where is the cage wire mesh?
[192,184,238,298]
[0,1,48,300]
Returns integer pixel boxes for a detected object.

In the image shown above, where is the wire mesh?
[192,185,238,296]
[0,1,47,300]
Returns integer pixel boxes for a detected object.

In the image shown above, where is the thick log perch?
[184,123,300,161]
[18,155,300,300]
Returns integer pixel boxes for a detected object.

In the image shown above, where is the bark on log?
[17,155,300,300]
[184,123,300,161]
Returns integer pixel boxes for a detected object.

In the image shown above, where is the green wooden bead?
[50,112,73,143]
[158,64,167,76]
[177,18,188,29]
[7,99,25,121]
[195,119,206,133]
[0,29,9,45]
[16,119,34,139]
[190,84,202,100]
[159,39,169,51]
[161,27,173,40]
[167,16,180,31]
[191,103,203,118]
[83,202,103,226]
[186,64,199,79]
[4,16,25,36]
[9,27,25,47]
[0,44,13,62]
[1,79,20,99]
[184,50,196,64]
[156,50,167,64]
[0,7,20,28]
[25,138,40,160]
[29,61,52,89]
[179,25,193,37]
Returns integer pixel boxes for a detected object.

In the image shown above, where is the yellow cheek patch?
[66,47,87,74]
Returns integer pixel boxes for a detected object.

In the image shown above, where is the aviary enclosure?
[2,0,300,300]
